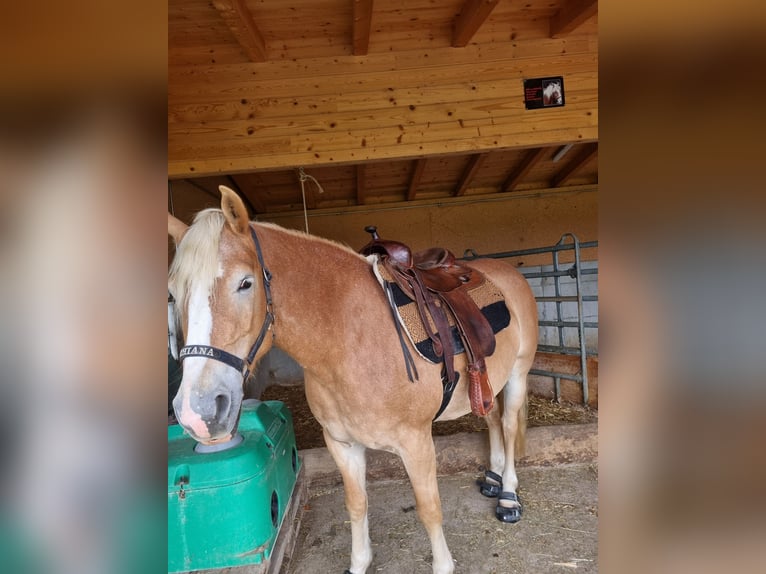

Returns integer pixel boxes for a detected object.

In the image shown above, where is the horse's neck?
[257,225,373,368]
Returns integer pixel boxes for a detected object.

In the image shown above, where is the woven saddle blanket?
[369,256,511,364]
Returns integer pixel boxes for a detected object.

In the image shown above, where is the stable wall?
[259,186,597,265]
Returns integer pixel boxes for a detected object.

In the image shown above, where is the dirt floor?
[283,464,598,574]
[176,384,599,574]
[261,385,598,450]
[189,424,598,574]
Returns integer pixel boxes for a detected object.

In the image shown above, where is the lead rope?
[297,167,325,233]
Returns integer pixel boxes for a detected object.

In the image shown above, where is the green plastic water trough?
[167,399,300,573]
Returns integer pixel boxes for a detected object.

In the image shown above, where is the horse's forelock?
[168,209,226,324]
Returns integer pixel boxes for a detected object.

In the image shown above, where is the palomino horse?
[168,187,538,574]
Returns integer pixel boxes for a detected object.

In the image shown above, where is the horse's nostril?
[214,393,231,423]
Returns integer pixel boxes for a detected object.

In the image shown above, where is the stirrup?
[496,491,523,523]
[476,469,503,498]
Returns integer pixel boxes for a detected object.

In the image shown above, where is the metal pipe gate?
[463,234,598,404]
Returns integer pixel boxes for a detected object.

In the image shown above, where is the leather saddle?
[361,226,496,416]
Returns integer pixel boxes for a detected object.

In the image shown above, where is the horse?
[543,80,563,106]
[167,186,538,574]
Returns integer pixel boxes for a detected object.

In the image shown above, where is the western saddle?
[361,226,496,417]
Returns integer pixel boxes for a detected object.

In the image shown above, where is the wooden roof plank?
[213,0,267,62]
[551,143,598,187]
[550,0,598,38]
[501,147,548,193]
[452,0,501,48]
[353,0,375,56]
[454,152,489,196]
[407,158,428,201]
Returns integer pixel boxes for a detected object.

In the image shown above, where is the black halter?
[178,225,274,382]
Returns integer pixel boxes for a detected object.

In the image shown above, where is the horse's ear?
[219,185,250,236]
[168,212,188,245]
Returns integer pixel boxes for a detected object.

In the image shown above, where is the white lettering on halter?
[180,346,215,358]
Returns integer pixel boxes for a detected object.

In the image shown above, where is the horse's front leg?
[398,430,455,574]
[322,430,372,574]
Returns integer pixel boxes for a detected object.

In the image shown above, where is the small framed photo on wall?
[523,76,565,110]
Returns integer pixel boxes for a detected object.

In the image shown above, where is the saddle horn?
[364,225,379,240]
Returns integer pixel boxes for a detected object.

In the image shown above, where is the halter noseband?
[178,225,274,382]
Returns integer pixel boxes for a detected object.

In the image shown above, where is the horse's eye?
[238,278,253,291]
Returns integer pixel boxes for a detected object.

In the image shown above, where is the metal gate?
[463,234,598,404]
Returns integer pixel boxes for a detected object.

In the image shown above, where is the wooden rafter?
[452,0,500,47]
[407,158,428,201]
[454,152,488,196]
[183,179,219,201]
[213,0,267,62]
[551,143,598,187]
[356,164,367,205]
[228,175,264,214]
[353,0,374,56]
[550,0,598,38]
[501,147,548,193]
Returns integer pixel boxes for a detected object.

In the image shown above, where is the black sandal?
[476,469,503,498]
[495,491,522,523]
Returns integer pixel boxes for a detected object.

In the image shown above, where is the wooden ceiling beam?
[227,175,264,214]
[454,152,488,196]
[551,143,598,187]
[183,179,219,202]
[501,147,548,193]
[407,158,428,201]
[452,0,500,47]
[353,0,375,56]
[549,0,598,38]
[213,0,267,62]
[356,164,367,205]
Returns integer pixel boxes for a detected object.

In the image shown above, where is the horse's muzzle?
[172,386,241,443]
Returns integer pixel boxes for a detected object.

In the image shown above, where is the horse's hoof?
[476,469,503,498]
[495,491,522,523]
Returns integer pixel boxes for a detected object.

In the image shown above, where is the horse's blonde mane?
[168,208,226,321]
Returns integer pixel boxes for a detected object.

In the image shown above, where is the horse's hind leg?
[397,430,455,574]
[322,430,372,574]
[477,392,507,499]
[495,366,528,523]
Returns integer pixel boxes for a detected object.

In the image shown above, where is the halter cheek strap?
[179,224,274,381]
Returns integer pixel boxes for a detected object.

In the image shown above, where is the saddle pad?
[370,256,511,364]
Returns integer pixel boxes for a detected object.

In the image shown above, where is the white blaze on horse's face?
[173,272,230,443]
[170,209,267,445]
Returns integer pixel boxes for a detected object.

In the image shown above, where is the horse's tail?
[515,392,528,458]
